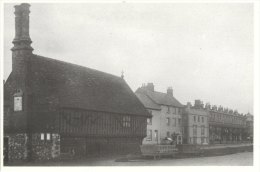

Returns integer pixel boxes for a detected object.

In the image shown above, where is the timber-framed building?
[4,3,150,162]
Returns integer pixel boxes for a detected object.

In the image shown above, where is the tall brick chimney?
[167,87,173,96]
[11,3,33,70]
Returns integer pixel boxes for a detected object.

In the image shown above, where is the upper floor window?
[198,116,200,122]
[167,106,170,113]
[201,125,205,135]
[178,118,181,125]
[123,116,131,127]
[14,97,22,111]
[172,108,176,114]
[173,118,176,127]
[13,89,23,112]
[166,117,170,126]
[147,117,152,125]
[193,125,197,136]
[194,116,196,122]
[167,131,170,137]
[202,117,204,123]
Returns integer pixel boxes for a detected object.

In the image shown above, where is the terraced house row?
[135,85,253,146]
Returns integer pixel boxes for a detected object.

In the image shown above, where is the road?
[57,151,253,166]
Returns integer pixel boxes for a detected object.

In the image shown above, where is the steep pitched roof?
[135,93,161,110]
[136,87,183,108]
[27,55,150,116]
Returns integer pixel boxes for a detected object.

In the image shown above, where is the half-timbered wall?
[59,108,147,137]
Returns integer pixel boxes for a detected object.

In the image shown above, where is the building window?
[201,126,205,135]
[155,130,158,142]
[167,106,170,113]
[202,117,204,123]
[201,137,205,144]
[166,117,170,126]
[40,133,45,140]
[172,108,176,114]
[123,116,131,127]
[178,108,182,114]
[178,118,181,125]
[198,116,200,122]
[194,116,196,122]
[46,133,51,140]
[193,125,197,136]
[147,117,152,125]
[146,130,152,141]
[173,118,176,127]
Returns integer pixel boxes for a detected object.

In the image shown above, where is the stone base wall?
[5,133,28,161]
[31,133,60,161]
[4,133,60,162]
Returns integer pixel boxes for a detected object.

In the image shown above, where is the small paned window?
[40,133,45,140]
[123,116,131,127]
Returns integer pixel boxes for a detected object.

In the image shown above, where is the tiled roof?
[136,87,183,108]
[135,93,161,110]
[27,55,150,116]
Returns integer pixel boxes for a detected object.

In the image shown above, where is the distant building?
[182,100,209,145]
[208,105,247,144]
[4,3,150,162]
[135,83,183,145]
[246,113,253,142]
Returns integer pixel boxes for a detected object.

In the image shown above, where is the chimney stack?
[11,3,33,54]
[167,87,173,96]
[146,83,154,92]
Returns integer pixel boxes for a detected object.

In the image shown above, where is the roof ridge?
[33,54,123,80]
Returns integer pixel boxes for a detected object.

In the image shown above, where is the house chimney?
[167,87,173,96]
[11,3,33,54]
[187,102,192,109]
[146,83,154,92]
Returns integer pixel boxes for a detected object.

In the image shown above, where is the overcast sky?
[4,3,253,114]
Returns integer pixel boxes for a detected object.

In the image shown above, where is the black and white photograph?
[1,0,259,169]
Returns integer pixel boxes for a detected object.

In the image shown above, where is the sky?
[3,3,254,114]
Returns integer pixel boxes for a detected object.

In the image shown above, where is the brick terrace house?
[135,83,183,145]
[208,105,247,144]
[4,3,150,162]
